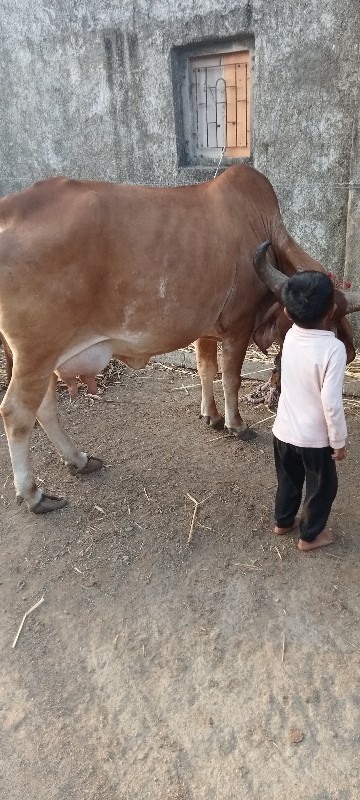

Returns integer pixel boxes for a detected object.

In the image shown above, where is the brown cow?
[0,164,359,513]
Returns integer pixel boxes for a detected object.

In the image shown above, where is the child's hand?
[332,447,347,461]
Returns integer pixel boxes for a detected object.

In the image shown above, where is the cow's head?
[253,240,360,364]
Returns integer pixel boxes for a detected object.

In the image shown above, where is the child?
[272,270,347,552]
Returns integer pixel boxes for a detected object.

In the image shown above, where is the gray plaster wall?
[344,68,360,341]
[0,1,359,286]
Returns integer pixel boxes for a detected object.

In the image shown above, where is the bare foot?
[274,515,301,536]
[298,527,335,552]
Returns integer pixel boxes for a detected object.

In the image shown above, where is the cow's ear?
[284,307,293,321]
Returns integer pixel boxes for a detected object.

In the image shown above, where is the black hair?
[281,271,334,327]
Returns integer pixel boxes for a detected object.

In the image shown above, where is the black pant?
[273,436,338,542]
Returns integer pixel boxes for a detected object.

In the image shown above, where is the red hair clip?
[328,272,352,290]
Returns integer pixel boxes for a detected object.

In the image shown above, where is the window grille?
[189,51,251,159]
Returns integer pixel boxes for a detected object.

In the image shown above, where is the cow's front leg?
[221,335,256,440]
[36,374,103,477]
[0,369,67,513]
[194,338,224,430]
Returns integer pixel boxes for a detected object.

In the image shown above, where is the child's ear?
[284,307,293,321]
[330,302,337,319]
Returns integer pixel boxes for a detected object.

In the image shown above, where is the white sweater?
[273,325,347,450]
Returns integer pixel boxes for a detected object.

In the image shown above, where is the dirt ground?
[0,352,359,800]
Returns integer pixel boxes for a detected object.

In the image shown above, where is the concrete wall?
[344,73,360,341]
[0,0,359,286]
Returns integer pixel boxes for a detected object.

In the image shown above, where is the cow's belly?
[55,313,222,379]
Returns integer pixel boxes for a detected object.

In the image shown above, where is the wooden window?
[189,51,251,159]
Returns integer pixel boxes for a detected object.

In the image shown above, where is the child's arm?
[321,343,347,451]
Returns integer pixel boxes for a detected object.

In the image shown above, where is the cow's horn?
[253,240,288,300]
[342,291,360,315]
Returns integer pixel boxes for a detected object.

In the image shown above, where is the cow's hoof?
[225,425,257,441]
[211,417,225,431]
[238,426,257,441]
[31,493,67,514]
[79,456,104,474]
[68,456,104,476]
[199,414,225,430]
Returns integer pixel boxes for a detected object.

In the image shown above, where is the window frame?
[172,37,255,169]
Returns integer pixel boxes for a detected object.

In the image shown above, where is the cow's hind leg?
[221,326,257,441]
[36,374,103,477]
[0,368,67,513]
[194,338,224,430]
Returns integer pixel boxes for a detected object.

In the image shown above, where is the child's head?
[282,271,335,328]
